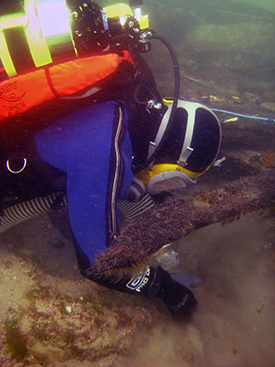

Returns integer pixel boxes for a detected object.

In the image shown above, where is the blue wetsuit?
[35,102,133,264]
[33,98,197,318]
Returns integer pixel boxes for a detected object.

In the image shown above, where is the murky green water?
[0,0,275,366]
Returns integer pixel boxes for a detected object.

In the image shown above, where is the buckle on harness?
[6,158,27,174]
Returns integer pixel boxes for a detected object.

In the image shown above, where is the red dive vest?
[0,51,132,122]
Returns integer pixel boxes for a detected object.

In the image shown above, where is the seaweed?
[257,304,265,314]
[23,285,51,301]
[5,320,28,361]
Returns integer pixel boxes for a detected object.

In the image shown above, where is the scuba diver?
[0,0,221,319]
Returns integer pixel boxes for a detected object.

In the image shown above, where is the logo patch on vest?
[0,81,25,101]
[0,81,26,114]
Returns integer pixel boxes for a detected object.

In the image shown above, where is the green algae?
[5,320,28,361]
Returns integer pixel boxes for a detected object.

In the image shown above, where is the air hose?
[211,108,275,122]
[129,31,180,168]
[149,33,180,152]
[146,32,180,167]
[0,193,67,234]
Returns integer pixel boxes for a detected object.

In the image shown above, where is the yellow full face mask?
[136,163,198,195]
[138,100,222,195]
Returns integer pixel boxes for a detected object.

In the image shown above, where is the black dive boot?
[83,265,197,320]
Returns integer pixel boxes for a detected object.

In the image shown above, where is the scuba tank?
[0,0,149,80]
[0,0,182,211]
[0,1,180,169]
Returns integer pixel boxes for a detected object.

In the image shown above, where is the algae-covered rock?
[0,250,157,366]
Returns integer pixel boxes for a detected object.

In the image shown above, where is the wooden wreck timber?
[92,169,275,274]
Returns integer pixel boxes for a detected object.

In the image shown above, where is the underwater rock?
[0,252,156,366]
[260,102,275,112]
[260,151,275,168]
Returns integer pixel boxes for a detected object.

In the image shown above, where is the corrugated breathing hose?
[0,193,67,233]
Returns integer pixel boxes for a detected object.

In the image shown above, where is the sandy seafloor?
[0,208,275,366]
[1,0,275,366]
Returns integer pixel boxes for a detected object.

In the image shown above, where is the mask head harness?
[136,100,222,195]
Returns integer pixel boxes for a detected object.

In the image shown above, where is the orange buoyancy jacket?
[0,50,133,122]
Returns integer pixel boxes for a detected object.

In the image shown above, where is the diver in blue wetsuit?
[34,97,221,319]
[0,0,221,319]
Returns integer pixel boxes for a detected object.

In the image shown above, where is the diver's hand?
[156,266,198,320]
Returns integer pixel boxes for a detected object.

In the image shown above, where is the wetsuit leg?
[35,102,133,264]
[35,101,197,319]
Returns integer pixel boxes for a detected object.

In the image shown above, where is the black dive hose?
[148,33,180,165]
[0,193,67,233]
[129,31,180,168]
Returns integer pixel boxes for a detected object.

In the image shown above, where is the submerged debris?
[91,170,275,274]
